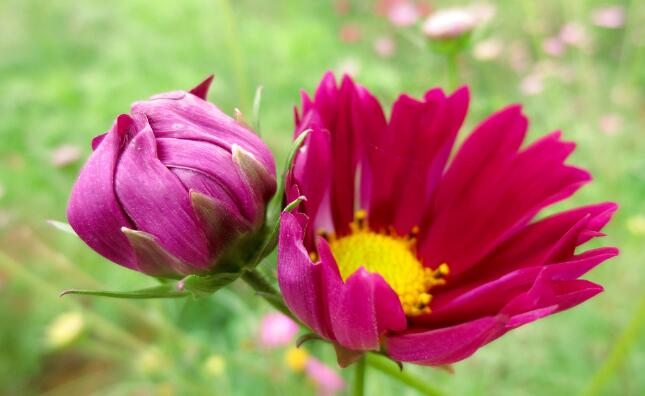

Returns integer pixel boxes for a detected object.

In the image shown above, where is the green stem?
[240,268,295,320]
[446,52,458,89]
[580,292,645,396]
[352,356,366,396]
[366,354,446,396]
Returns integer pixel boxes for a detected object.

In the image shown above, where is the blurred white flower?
[469,3,496,24]
[520,74,544,96]
[473,37,503,60]
[591,5,626,28]
[50,144,82,167]
[542,37,565,57]
[259,312,299,348]
[599,113,623,135]
[336,58,361,77]
[374,36,396,58]
[388,2,420,27]
[422,8,477,40]
[45,311,85,348]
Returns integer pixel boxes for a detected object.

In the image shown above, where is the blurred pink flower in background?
[559,22,590,48]
[259,313,299,348]
[542,37,566,57]
[374,36,396,58]
[508,41,531,71]
[305,358,346,396]
[472,37,503,61]
[51,144,82,167]
[333,0,351,16]
[599,114,624,135]
[520,73,545,95]
[591,5,626,28]
[388,1,420,27]
[339,23,362,43]
[422,8,477,40]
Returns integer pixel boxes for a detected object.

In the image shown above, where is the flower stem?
[353,356,366,396]
[446,52,459,89]
[366,354,446,396]
[240,268,295,320]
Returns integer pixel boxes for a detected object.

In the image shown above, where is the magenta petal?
[368,87,469,232]
[115,119,210,268]
[386,316,506,365]
[421,116,591,277]
[451,202,618,287]
[156,138,256,222]
[131,93,275,174]
[290,128,333,247]
[277,212,333,339]
[67,114,137,269]
[297,72,387,234]
[316,237,406,351]
[416,247,616,327]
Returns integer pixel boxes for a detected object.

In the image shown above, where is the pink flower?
[542,37,566,57]
[373,36,396,58]
[388,2,420,27]
[422,8,478,40]
[278,73,617,366]
[339,23,362,43]
[305,358,346,396]
[559,22,589,48]
[68,77,276,277]
[259,313,299,348]
[599,114,623,135]
[591,5,626,29]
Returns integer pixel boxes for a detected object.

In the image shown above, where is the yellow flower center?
[326,210,449,316]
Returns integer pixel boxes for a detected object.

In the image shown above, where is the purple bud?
[67,77,276,277]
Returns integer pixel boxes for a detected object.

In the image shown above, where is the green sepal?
[252,85,263,134]
[60,283,188,299]
[267,129,311,222]
[47,220,77,236]
[177,272,242,298]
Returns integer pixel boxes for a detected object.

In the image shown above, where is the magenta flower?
[278,73,617,366]
[68,77,276,278]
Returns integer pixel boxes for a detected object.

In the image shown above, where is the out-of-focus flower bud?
[67,76,276,278]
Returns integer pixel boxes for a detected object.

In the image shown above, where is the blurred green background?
[0,0,643,395]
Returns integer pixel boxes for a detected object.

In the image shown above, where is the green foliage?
[0,0,643,395]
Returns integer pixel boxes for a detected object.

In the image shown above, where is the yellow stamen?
[326,210,448,316]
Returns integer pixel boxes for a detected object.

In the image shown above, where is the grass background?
[0,0,643,395]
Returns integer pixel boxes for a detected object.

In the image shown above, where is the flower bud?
[68,76,276,278]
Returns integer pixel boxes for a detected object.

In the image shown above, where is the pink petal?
[277,211,334,339]
[114,117,210,268]
[386,316,506,365]
[67,114,137,270]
